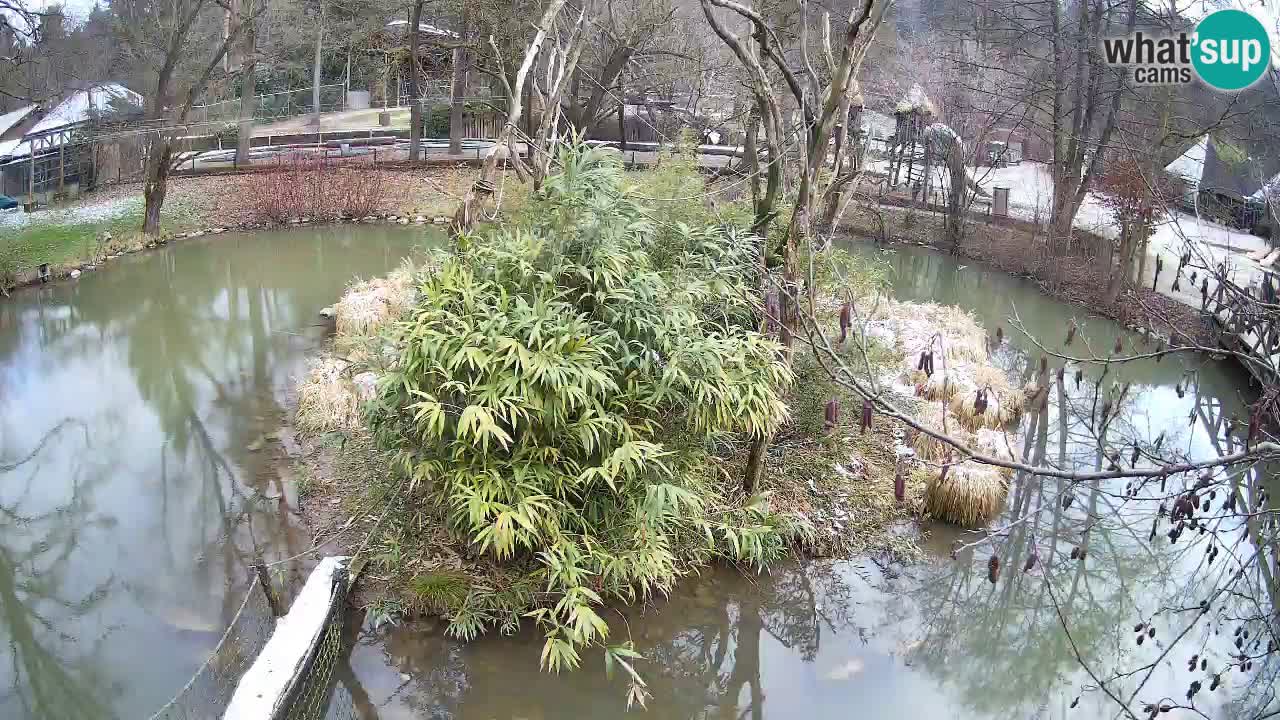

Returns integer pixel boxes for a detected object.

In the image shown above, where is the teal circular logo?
[1192,9,1271,91]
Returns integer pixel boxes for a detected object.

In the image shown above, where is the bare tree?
[109,0,264,234]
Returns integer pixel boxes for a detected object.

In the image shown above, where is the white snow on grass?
[0,194,142,229]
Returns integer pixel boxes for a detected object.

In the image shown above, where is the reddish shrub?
[240,153,386,224]
[1097,157,1176,236]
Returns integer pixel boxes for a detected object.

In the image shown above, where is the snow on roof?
[0,138,19,159]
[1164,135,1207,183]
[27,83,143,136]
[0,84,143,162]
[0,104,36,138]
[385,19,458,38]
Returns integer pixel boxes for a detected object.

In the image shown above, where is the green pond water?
[0,230,1272,719]
[0,226,431,719]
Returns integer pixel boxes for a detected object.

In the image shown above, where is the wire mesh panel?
[275,569,351,720]
[151,577,276,720]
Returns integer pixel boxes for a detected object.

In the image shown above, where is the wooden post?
[252,561,283,616]
[58,142,65,194]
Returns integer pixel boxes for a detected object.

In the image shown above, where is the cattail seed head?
[988,554,1000,583]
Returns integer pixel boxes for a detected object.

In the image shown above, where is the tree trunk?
[142,135,172,236]
[408,0,424,161]
[743,433,769,495]
[311,8,324,128]
[1105,227,1135,304]
[945,140,966,250]
[448,33,467,155]
[235,0,256,166]
[453,0,566,231]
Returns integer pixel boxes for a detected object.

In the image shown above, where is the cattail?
[925,351,934,377]
[1131,444,1140,466]
[860,399,873,434]
[1056,367,1065,385]
[1172,275,1181,292]
[988,553,1000,583]
[1114,335,1124,355]
[1175,382,1184,398]
[824,397,840,433]
[995,326,1004,344]
[1062,493,1073,509]
[1075,368,1083,387]
[1065,319,1077,346]
[1040,355,1049,376]
[838,303,851,345]
[894,461,906,503]
[1201,277,1209,302]
[1024,540,1038,572]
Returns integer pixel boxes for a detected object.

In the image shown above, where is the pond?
[0,231,1271,719]
[0,226,432,719]
[338,242,1273,719]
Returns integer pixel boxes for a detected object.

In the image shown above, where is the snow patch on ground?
[0,194,142,228]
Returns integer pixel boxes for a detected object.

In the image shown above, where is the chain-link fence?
[149,576,276,720]
[190,85,348,126]
[274,566,351,720]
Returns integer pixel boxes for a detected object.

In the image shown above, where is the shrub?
[240,153,386,224]
[368,144,801,691]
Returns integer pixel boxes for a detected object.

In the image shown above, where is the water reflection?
[0,227,431,718]
[344,241,1273,720]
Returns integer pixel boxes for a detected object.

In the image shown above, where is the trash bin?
[993,187,1010,218]
[378,111,391,127]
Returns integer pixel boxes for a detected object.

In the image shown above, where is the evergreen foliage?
[368,144,803,690]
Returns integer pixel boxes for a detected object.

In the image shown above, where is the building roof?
[1,84,143,162]
[385,19,458,38]
[0,104,37,139]
[1164,135,1207,183]
[1163,134,1280,202]
[27,84,143,136]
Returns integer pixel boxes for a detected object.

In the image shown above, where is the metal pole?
[28,143,35,206]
